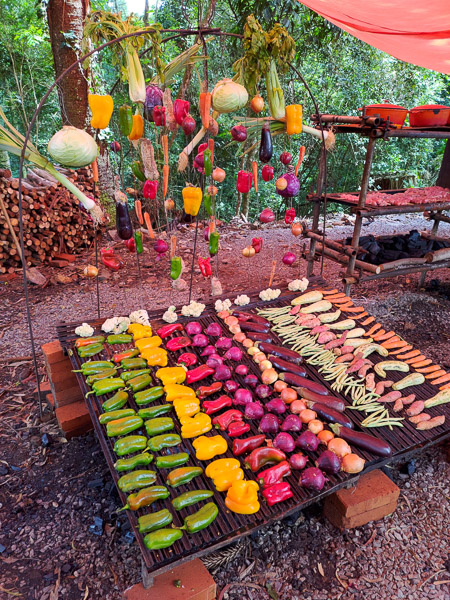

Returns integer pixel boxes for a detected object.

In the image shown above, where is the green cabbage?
[211,78,248,114]
[48,126,98,168]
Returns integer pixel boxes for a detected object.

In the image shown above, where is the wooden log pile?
[0,167,100,273]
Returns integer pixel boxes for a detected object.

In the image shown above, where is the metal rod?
[188,215,199,304]
[94,229,100,319]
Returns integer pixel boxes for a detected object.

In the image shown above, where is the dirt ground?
[0,215,449,600]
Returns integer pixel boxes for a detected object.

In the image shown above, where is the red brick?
[56,400,91,434]
[33,381,51,400]
[53,252,77,263]
[48,366,78,385]
[51,374,80,392]
[124,559,216,600]
[324,497,398,529]
[42,340,65,365]
[45,393,55,409]
[0,273,17,281]
[326,470,399,518]
[49,259,69,268]
[64,422,93,439]
[52,384,84,407]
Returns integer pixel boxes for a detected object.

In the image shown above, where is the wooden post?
[307,146,327,278]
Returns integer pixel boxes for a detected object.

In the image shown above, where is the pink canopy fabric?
[297,0,450,74]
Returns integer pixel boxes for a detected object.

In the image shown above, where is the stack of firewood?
[0,167,100,273]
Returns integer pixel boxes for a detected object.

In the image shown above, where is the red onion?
[231,125,247,142]
[201,345,216,356]
[281,414,303,432]
[216,337,232,350]
[276,166,300,198]
[244,374,258,388]
[265,398,287,415]
[194,152,204,168]
[213,365,232,381]
[280,151,292,165]
[296,431,319,452]
[255,384,272,399]
[110,141,121,153]
[300,467,327,491]
[273,432,295,453]
[235,364,249,376]
[205,323,222,337]
[224,380,239,394]
[289,453,308,470]
[259,413,280,434]
[259,208,275,223]
[154,239,168,259]
[206,354,223,369]
[245,402,264,419]
[234,388,253,405]
[282,252,296,266]
[224,347,243,361]
[316,450,342,474]
[204,228,210,241]
[181,115,196,135]
[185,321,202,335]
[192,334,209,347]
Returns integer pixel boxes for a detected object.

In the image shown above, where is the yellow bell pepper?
[164,384,196,402]
[88,94,114,130]
[156,367,186,386]
[141,346,168,367]
[205,458,244,492]
[128,324,153,340]
[225,480,260,514]
[180,413,212,439]
[193,435,227,461]
[182,186,202,216]
[128,113,144,141]
[285,104,303,135]
[135,336,162,351]
[173,397,200,419]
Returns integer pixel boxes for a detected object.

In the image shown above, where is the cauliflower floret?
[129,310,151,327]
[75,323,94,337]
[101,316,131,334]
[288,278,309,292]
[259,288,281,302]
[181,301,206,317]
[215,298,232,312]
[234,294,250,306]
[162,306,178,323]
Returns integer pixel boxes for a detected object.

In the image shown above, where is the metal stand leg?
[141,559,154,589]
[307,200,321,278]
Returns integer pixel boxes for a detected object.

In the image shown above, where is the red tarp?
[297,0,450,74]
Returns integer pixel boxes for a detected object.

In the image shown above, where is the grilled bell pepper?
[138,509,172,534]
[156,367,186,386]
[177,353,197,367]
[245,447,286,472]
[152,105,166,127]
[138,404,172,419]
[208,231,220,257]
[128,113,144,141]
[181,413,212,438]
[86,378,125,397]
[181,502,218,533]
[170,256,182,280]
[134,386,164,406]
[164,384,196,402]
[236,170,252,194]
[145,417,174,436]
[166,336,191,352]
[173,397,200,419]
[197,382,223,399]
[203,395,232,415]
[107,415,143,438]
[128,324,153,339]
[203,149,212,177]
[88,94,114,129]
[74,360,113,375]
[212,409,243,431]
[119,104,133,136]
[99,409,135,425]
[121,357,147,370]
[225,480,260,514]
[75,336,105,348]
[156,324,184,339]
[173,99,190,125]
[86,368,117,385]
[258,460,291,487]
[135,230,143,254]
[252,237,263,254]
[107,334,132,345]
[227,421,250,437]
[284,207,295,224]
[155,453,189,469]
[285,104,303,135]
[122,485,169,511]
[144,529,182,550]
[114,435,148,456]
[113,349,139,363]
[148,433,181,452]
[198,256,212,278]
[135,336,162,351]
[127,373,152,393]
[166,466,203,488]
[78,343,104,358]
[143,180,159,200]
[205,458,244,492]
[141,347,168,367]
[182,186,202,216]
[102,390,129,412]
[186,365,215,385]
[172,490,214,511]
[192,435,227,460]
[117,470,156,492]
[204,193,213,217]
[232,434,265,457]
[262,481,293,506]
[114,451,153,472]
[121,369,151,382]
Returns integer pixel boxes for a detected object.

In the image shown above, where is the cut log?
[425,247,450,263]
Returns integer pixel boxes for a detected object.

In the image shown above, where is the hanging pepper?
[185,365,215,385]
[232,434,266,457]
[262,164,274,182]
[285,105,303,136]
[203,149,212,177]
[199,92,212,129]
[128,113,144,140]
[88,94,114,130]
[202,395,232,415]
[170,256,182,280]
[140,347,168,367]
[212,409,243,431]
[225,480,260,514]
[180,412,212,438]
[208,231,220,257]
[173,99,190,125]
[156,323,184,339]
[192,435,228,461]
[166,336,192,352]
[197,382,222,399]
[177,352,197,367]
[227,421,250,437]
[134,231,143,254]
[236,170,253,194]
[100,247,123,272]
[284,207,296,224]
[155,366,186,386]
[143,180,159,200]
[204,193,213,216]
[164,384,195,402]
[125,238,136,252]
[251,237,263,254]
[152,105,166,126]
[182,186,202,216]
[131,161,146,182]
[198,256,212,278]
[205,458,244,492]
[262,481,293,506]
[119,104,133,137]
[258,460,291,487]
[245,447,286,472]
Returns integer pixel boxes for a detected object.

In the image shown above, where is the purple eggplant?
[307,402,354,429]
[116,201,133,240]
[238,321,270,333]
[329,424,392,457]
[257,343,302,365]
[232,311,270,325]
[259,122,273,164]
[269,355,306,376]
[246,332,274,343]
[279,373,328,395]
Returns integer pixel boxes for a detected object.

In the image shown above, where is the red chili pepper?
[185,365,215,385]
[156,324,184,339]
[262,482,293,507]
[197,382,223,400]
[244,447,286,472]
[152,105,166,127]
[236,170,253,194]
[112,349,138,363]
[125,238,136,252]
[212,409,243,431]
[203,395,232,415]
[100,247,123,272]
[143,180,159,200]
[198,256,212,277]
[166,336,192,352]
[177,352,197,367]
[257,460,291,487]
[232,434,266,457]
[198,143,208,154]
[251,237,263,254]
[227,421,250,437]
[173,99,190,125]
[284,208,296,224]
[262,164,274,182]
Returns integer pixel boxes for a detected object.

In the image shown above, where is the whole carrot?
[208,138,214,165]
[135,199,144,225]
[200,92,211,129]
[161,134,169,165]
[92,159,99,183]
[143,211,155,239]
[294,146,306,176]
[162,164,169,198]
[252,161,258,193]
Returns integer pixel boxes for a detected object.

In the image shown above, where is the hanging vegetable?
[132,161,146,182]
[231,125,247,142]
[236,170,252,194]
[141,139,159,181]
[48,127,98,168]
[208,139,214,165]
[259,122,273,164]
[83,265,98,278]
[152,106,166,127]
[209,232,220,256]
[119,105,133,136]
[285,105,303,135]
[262,165,274,182]
[295,146,306,176]
[199,91,212,129]
[143,180,159,200]
[135,231,144,254]
[165,198,175,211]
[252,161,258,193]
[182,185,202,216]
[242,246,256,258]
[276,177,287,191]
[173,99,190,126]
[101,248,123,272]
[282,252,296,266]
[116,193,133,240]
[204,193,213,217]
[125,238,136,252]
[285,208,295,224]
[154,239,168,260]
[211,78,248,114]
[266,59,285,119]
[250,94,264,113]
[170,256,182,280]
[89,94,114,130]
[144,84,164,121]
[212,167,225,183]
[252,237,263,254]
[143,212,155,239]
[128,114,144,141]
[291,222,303,237]
[204,149,212,177]
[199,257,212,277]
[280,151,292,165]
[162,165,169,198]
[207,185,218,196]
[259,208,275,223]
[110,141,121,153]
[276,165,300,198]
[181,115,196,135]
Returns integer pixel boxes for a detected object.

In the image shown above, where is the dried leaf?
[0,557,19,564]
[82,586,89,600]
[317,562,325,577]
[266,582,278,600]
[238,561,255,581]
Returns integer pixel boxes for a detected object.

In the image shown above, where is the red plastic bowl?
[360,103,408,127]
[409,105,450,128]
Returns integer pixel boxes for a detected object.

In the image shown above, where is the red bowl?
[409,105,450,128]
[360,103,408,127]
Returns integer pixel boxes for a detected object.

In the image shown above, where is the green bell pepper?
[102,390,129,412]
[78,343,104,358]
[86,368,117,386]
[166,466,203,488]
[86,378,125,397]
[144,529,182,550]
[106,415,143,438]
[99,409,135,425]
[138,404,172,419]
[135,231,143,254]
[121,369,151,382]
[117,470,157,492]
[74,361,113,375]
[119,104,133,137]
[121,486,169,511]
[145,417,174,437]
[172,489,214,511]
[132,161,146,182]
[138,509,173,534]
[170,256,182,280]
[114,451,153,472]
[155,453,189,469]
[204,193,213,216]
[203,149,212,177]
[114,435,148,456]
[181,502,218,533]
[107,334,132,345]
[121,357,147,370]
[148,433,181,452]
[208,231,219,257]
[134,386,164,406]
[127,374,153,393]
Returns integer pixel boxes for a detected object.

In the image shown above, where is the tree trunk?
[47,0,89,129]
[143,0,150,25]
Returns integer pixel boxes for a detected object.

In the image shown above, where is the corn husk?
[140,139,159,180]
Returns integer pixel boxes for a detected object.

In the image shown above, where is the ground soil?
[0,215,449,600]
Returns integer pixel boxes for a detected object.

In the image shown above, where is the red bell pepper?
[197,382,223,399]
[251,237,263,254]
[100,247,123,272]
[143,180,159,200]
[262,482,293,507]
[257,460,291,487]
[152,106,166,127]
[227,421,250,437]
[236,170,253,194]
[166,336,192,352]
[284,208,295,224]
[232,434,266,457]
[185,365,215,385]
[101,247,114,258]
[177,353,197,367]
[262,164,274,182]
[198,256,212,277]
[212,409,243,431]
[156,324,184,339]
[173,99,190,125]
[203,395,232,415]
[198,143,208,154]
[125,238,136,252]
[244,447,286,472]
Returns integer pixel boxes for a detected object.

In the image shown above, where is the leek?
[265,59,285,120]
